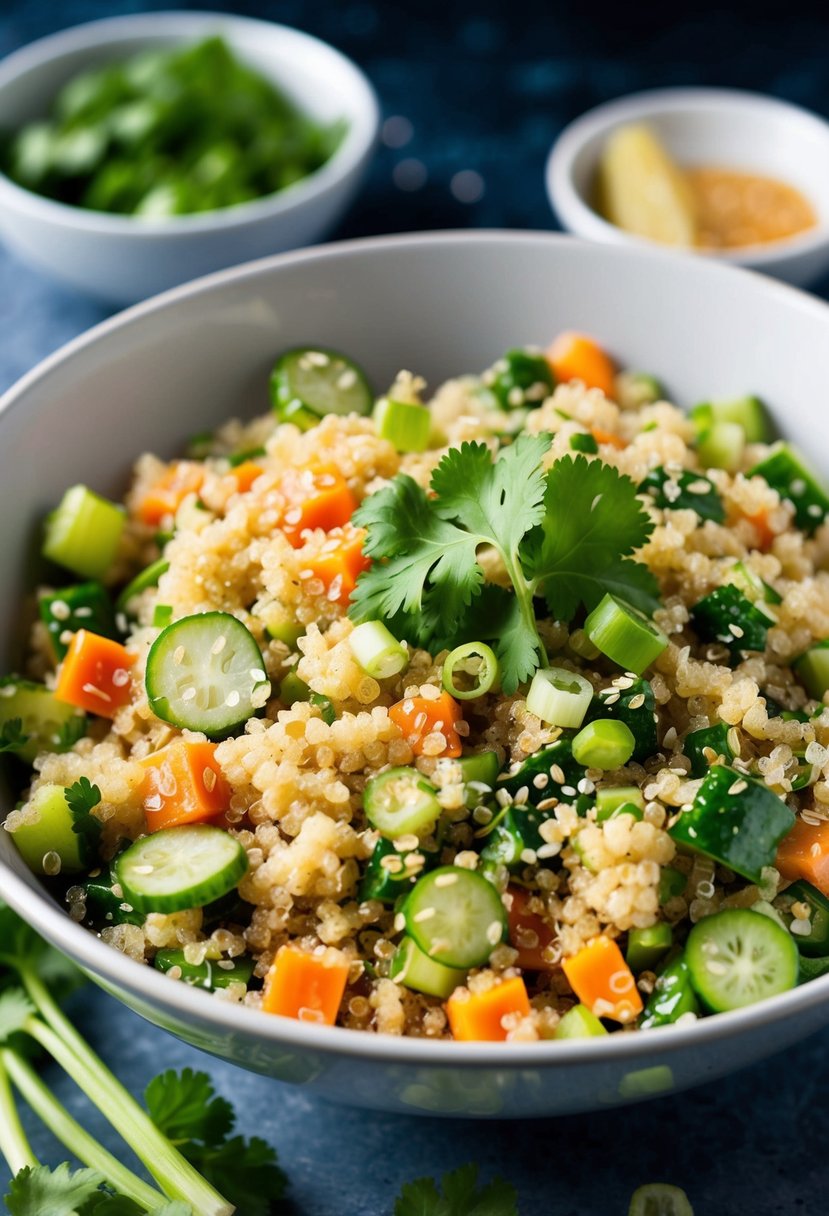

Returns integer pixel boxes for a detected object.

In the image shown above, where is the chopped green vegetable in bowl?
[0,36,345,218]
[5,318,829,1053]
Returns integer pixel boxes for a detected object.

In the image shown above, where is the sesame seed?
[173,646,186,665]
[513,785,530,805]
[550,764,566,785]
[434,872,458,888]
[393,912,406,932]
[202,768,217,792]
[413,907,436,923]
[728,778,748,795]
[628,693,646,709]
[730,624,744,639]
[225,690,241,708]
[211,635,227,655]
[486,921,503,945]
[604,692,621,705]
[50,600,71,620]
[561,785,577,798]
[533,773,549,789]
[111,668,130,687]
[81,683,111,702]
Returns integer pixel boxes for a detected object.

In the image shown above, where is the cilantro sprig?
[65,778,103,865]
[350,443,659,693]
[0,720,29,756]
[395,1164,518,1216]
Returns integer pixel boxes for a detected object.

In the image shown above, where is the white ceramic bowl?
[547,88,829,287]
[3,231,829,1118]
[0,12,379,304]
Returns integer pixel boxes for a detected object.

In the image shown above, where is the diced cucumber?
[145,611,270,736]
[585,677,658,764]
[554,1004,608,1039]
[659,867,687,905]
[484,348,555,411]
[456,751,500,808]
[639,955,699,1028]
[154,949,254,991]
[152,604,173,629]
[571,719,635,769]
[638,466,725,523]
[776,880,829,958]
[0,677,86,764]
[725,561,781,608]
[570,432,598,455]
[263,608,303,648]
[478,805,557,884]
[682,722,735,779]
[84,862,144,927]
[115,558,170,614]
[497,738,589,812]
[403,865,507,969]
[749,443,829,535]
[9,784,96,875]
[364,767,441,839]
[696,421,744,473]
[270,347,372,429]
[116,824,248,914]
[374,397,431,453]
[691,395,771,443]
[39,582,118,660]
[799,955,829,983]
[794,640,829,701]
[42,485,125,580]
[359,836,434,905]
[669,765,794,882]
[595,786,645,821]
[626,923,673,973]
[389,936,466,999]
[685,908,798,1012]
[691,584,769,659]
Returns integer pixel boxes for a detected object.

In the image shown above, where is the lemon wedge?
[596,124,698,248]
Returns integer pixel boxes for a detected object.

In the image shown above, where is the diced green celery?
[584,594,667,675]
[42,485,125,580]
[374,398,431,453]
[9,784,88,875]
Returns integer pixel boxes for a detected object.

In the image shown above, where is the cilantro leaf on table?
[394,1164,518,1216]
[65,777,103,863]
[0,989,35,1042]
[523,454,659,620]
[0,719,29,755]
[4,1164,106,1216]
[145,1070,286,1216]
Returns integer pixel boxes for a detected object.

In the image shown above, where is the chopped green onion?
[595,786,645,820]
[364,766,441,838]
[442,642,499,701]
[42,485,125,580]
[749,442,829,534]
[626,923,672,973]
[570,432,599,454]
[373,398,431,453]
[526,666,593,728]
[571,719,635,769]
[349,621,408,679]
[584,594,668,675]
[692,394,771,443]
[389,936,465,999]
[794,639,829,700]
[554,1004,608,1040]
[568,628,600,660]
[696,421,745,472]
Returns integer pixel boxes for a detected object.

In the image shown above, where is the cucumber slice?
[403,865,507,969]
[116,824,248,913]
[154,949,254,991]
[685,908,798,1012]
[363,767,441,838]
[270,347,372,428]
[692,584,769,659]
[0,677,86,764]
[145,612,270,736]
[497,737,589,812]
[638,466,725,523]
[9,784,90,875]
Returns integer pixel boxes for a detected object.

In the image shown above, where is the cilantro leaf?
[0,719,29,755]
[0,988,35,1042]
[394,1165,518,1216]
[144,1069,234,1148]
[64,777,103,864]
[5,1164,105,1216]
[523,454,659,619]
[145,1070,286,1216]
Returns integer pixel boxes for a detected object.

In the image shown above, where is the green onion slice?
[442,642,499,701]
[526,666,593,727]
[349,620,409,679]
[571,719,635,769]
[374,397,431,453]
[584,594,668,675]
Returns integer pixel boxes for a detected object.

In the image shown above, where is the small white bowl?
[546,87,829,287]
[0,12,379,304]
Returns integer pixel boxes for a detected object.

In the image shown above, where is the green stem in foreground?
[0,1056,37,1177]
[1,1049,164,1212]
[20,971,233,1216]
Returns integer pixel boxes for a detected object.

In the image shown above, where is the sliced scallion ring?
[349,620,408,679]
[584,594,668,675]
[373,397,431,453]
[525,666,593,727]
[571,719,636,769]
[442,642,499,701]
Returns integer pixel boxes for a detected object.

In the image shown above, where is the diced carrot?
[53,630,135,718]
[741,507,776,552]
[446,976,531,1042]
[507,887,555,971]
[140,739,230,833]
[561,935,642,1024]
[302,525,371,607]
[262,945,349,1025]
[547,331,616,398]
[231,461,265,494]
[590,426,627,450]
[388,690,463,759]
[138,461,205,527]
[279,466,357,547]
[776,817,829,897]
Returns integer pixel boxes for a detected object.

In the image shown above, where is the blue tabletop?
[2,2,829,1212]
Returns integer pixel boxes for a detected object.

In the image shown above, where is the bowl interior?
[4,233,829,1093]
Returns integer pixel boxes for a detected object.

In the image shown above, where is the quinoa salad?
[5,331,829,1043]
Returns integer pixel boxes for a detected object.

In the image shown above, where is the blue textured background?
[2,2,829,1212]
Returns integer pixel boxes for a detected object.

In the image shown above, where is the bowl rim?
[546,85,829,267]
[4,227,829,1066]
[0,9,380,236]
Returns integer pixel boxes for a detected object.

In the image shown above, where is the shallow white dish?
[3,231,829,1117]
[0,11,379,304]
[546,87,829,288]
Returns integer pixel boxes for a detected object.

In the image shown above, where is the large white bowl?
[547,88,829,288]
[0,12,379,304]
[3,232,829,1118]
